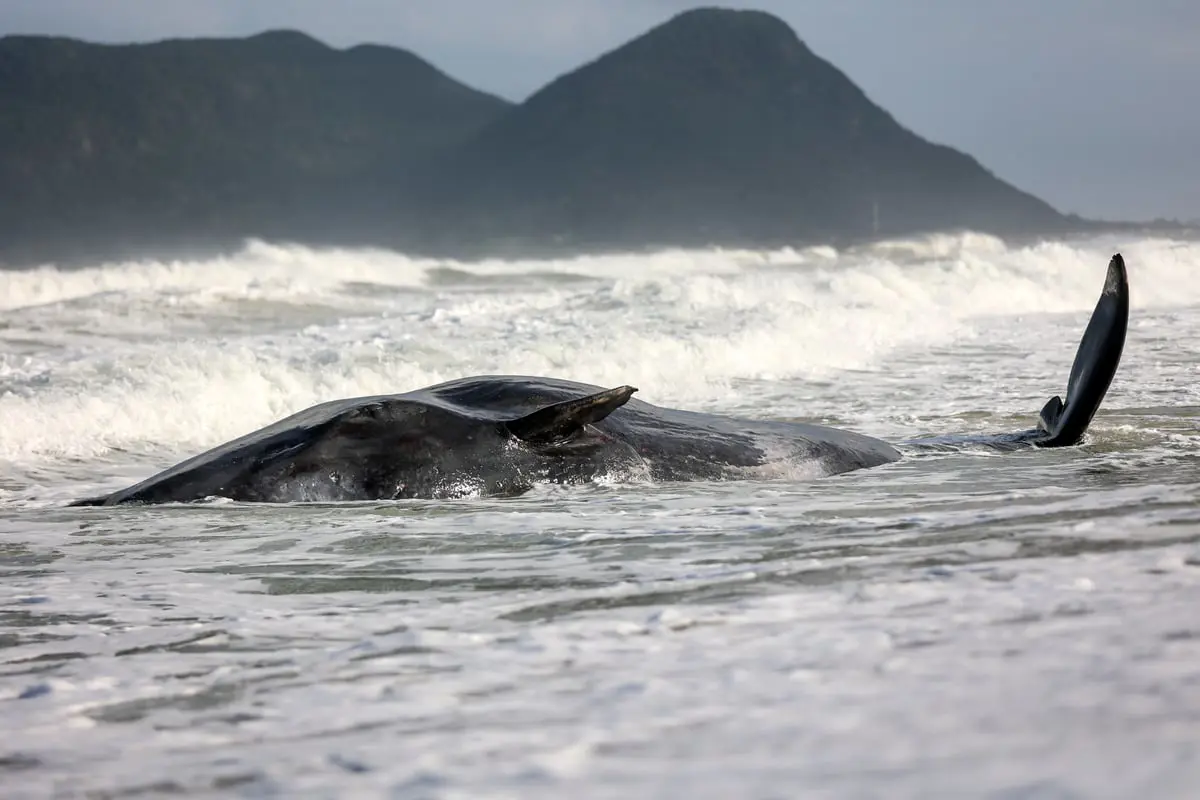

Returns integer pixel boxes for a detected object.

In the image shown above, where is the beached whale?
[69,254,1129,506]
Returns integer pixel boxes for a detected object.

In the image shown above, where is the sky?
[3,0,1198,222]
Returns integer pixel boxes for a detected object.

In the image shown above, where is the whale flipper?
[904,253,1130,453]
[505,385,638,444]
[1032,253,1129,447]
[1037,395,1064,435]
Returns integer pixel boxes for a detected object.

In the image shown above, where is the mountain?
[415,7,1067,251]
[0,30,510,265]
[0,10,1077,266]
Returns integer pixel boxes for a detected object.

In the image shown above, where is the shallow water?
[2,233,1200,798]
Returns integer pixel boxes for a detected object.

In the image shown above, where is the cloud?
[0,0,235,42]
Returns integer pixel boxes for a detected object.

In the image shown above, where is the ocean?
[2,232,1199,798]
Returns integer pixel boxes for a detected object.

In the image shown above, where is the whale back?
[70,374,903,505]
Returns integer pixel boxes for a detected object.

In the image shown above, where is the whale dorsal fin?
[506,385,637,444]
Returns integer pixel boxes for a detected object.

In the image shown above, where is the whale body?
[69,254,1129,506]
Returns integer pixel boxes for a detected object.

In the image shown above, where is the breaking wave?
[1,232,1197,469]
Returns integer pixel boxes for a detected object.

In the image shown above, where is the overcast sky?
[3,0,1197,222]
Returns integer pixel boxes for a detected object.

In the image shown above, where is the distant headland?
[0,8,1183,267]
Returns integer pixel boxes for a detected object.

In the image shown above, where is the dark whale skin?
[69,376,900,505]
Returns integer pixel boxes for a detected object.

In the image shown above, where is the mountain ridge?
[0,27,511,264]
[0,8,1105,267]
[413,7,1065,251]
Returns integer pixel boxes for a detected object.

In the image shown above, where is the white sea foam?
[5,229,1200,800]
[1,233,1197,467]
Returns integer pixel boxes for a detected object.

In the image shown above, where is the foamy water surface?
[2,233,1200,798]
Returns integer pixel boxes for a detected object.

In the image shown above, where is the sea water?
[2,233,1199,798]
